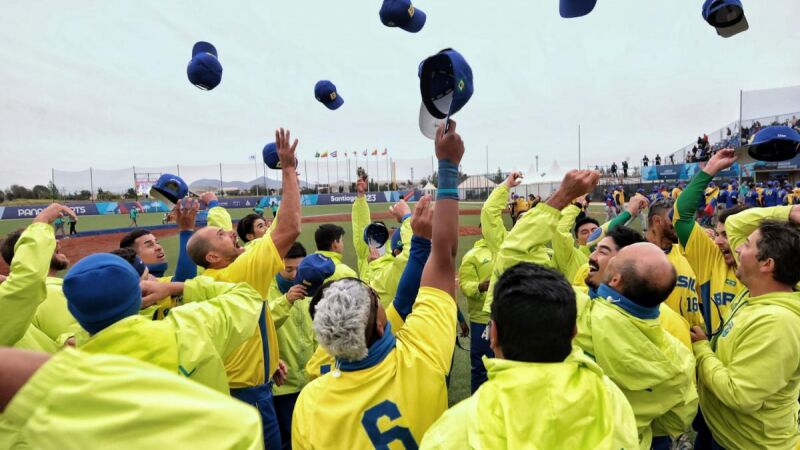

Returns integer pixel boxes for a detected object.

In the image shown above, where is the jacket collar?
[597,284,660,320]
[317,250,343,264]
[338,322,397,372]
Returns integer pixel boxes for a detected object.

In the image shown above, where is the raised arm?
[352,177,372,281]
[480,172,521,255]
[172,199,199,282]
[725,205,798,265]
[270,128,302,257]
[0,204,74,347]
[420,122,464,296]
[202,193,233,231]
[392,196,433,320]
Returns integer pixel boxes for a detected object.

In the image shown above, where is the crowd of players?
[1,125,799,449]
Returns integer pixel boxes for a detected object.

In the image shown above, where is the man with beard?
[483,170,697,449]
[0,203,76,352]
[673,149,747,337]
[690,205,800,449]
[1,231,79,341]
[646,198,703,329]
[186,128,302,450]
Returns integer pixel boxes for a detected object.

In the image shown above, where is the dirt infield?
[0,209,483,275]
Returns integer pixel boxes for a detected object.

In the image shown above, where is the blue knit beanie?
[64,253,142,334]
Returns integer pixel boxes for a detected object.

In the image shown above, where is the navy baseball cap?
[739,126,800,163]
[315,80,344,110]
[187,41,223,90]
[702,0,748,38]
[150,173,189,207]
[379,0,426,33]
[364,222,390,248]
[295,254,336,297]
[559,0,597,18]
[418,49,474,139]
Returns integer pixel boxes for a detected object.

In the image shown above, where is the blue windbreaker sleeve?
[392,235,432,321]
[172,230,197,282]
[456,308,465,323]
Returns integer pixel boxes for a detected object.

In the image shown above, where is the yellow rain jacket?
[0,223,58,353]
[369,218,412,306]
[725,205,792,266]
[694,290,800,450]
[32,277,81,342]
[316,250,357,280]
[76,277,262,394]
[458,239,492,324]
[480,184,510,255]
[0,348,263,450]
[204,205,284,388]
[575,288,698,449]
[420,347,639,449]
[267,280,315,396]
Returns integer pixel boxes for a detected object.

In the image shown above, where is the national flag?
[321,151,328,158]
[331,151,338,158]
[382,148,388,156]
[363,149,367,156]
[315,152,320,158]
[371,149,378,156]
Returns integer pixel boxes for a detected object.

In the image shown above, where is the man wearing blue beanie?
[64,253,266,394]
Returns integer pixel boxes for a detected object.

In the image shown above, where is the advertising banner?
[2,202,99,220]
[642,163,740,181]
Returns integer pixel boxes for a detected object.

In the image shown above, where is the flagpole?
[335,154,340,193]
[347,155,351,191]
[304,160,309,193]
[366,150,369,191]
[326,157,330,191]
[376,150,380,192]
[386,150,390,191]
[316,157,320,194]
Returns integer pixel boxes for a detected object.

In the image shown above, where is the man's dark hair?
[0,229,24,265]
[491,263,576,363]
[236,214,263,243]
[755,220,800,286]
[718,205,751,224]
[286,242,307,259]
[606,226,645,250]
[647,198,674,225]
[617,259,677,308]
[119,229,153,249]
[110,247,138,265]
[573,216,599,237]
[315,224,345,251]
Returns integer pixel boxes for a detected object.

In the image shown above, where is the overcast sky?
[1,0,799,189]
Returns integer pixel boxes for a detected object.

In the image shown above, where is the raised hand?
[504,171,524,189]
[175,198,199,231]
[389,199,411,223]
[275,128,299,170]
[704,148,737,176]
[356,177,368,197]
[547,170,601,210]
[199,192,218,208]
[286,284,307,304]
[434,121,465,165]
[33,204,77,225]
[411,195,434,240]
[140,281,183,308]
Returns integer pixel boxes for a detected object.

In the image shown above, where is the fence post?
[89,167,95,201]
[218,163,223,194]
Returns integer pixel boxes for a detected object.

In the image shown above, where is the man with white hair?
[291,122,464,449]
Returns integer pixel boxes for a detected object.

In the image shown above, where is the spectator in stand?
[621,160,628,178]
[655,154,662,166]
[642,155,649,167]
[610,162,618,178]
[669,155,675,165]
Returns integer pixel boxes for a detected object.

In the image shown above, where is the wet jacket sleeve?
[352,196,372,282]
[481,184,509,255]
[551,205,588,282]
[675,171,710,247]
[458,250,481,300]
[206,203,233,231]
[725,205,792,265]
[0,223,54,346]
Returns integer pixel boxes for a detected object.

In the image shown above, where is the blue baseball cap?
[364,222,390,248]
[418,48,474,139]
[636,188,645,194]
[295,253,336,297]
[559,0,597,18]
[379,0,426,33]
[740,126,800,162]
[150,173,189,207]
[315,80,344,110]
[187,41,223,90]
[702,0,748,38]
[64,254,142,335]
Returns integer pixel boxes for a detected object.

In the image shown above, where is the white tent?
[511,161,572,198]
[422,182,437,195]
[458,175,497,200]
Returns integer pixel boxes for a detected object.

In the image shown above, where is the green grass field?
[1,201,619,406]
